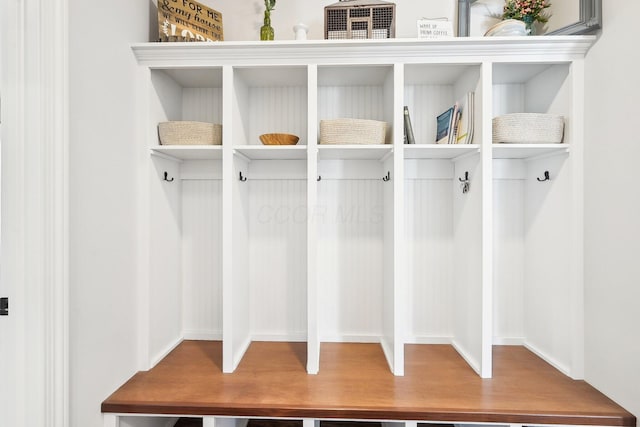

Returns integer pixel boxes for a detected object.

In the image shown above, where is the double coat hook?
[459,171,470,194]
[163,171,174,182]
[239,172,247,182]
[382,171,391,182]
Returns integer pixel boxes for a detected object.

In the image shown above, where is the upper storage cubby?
[404,63,482,148]
[492,63,572,159]
[231,66,309,147]
[150,67,223,127]
[149,68,223,160]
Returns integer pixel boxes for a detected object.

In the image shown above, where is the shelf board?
[102,341,635,426]
[404,144,480,160]
[318,145,393,161]
[234,145,307,160]
[492,143,569,159]
[151,146,222,160]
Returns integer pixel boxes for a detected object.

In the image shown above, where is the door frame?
[0,0,69,426]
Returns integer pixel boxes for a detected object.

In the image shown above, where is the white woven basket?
[158,121,222,145]
[493,113,564,144]
[320,118,388,145]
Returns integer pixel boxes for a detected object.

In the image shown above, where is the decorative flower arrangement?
[502,0,551,34]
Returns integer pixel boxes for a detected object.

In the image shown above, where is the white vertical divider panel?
[451,152,483,376]
[393,63,406,375]
[223,65,252,373]
[222,65,234,373]
[523,153,573,376]
[231,154,251,370]
[380,65,396,372]
[205,418,236,427]
[148,154,183,367]
[137,67,153,370]
[480,62,493,378]
[307,65,320,374]
[569,59,585,379]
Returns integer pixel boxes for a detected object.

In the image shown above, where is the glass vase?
[260,11,274,40]
[522,15,536,35]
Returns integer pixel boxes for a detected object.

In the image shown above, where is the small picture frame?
[417,18,454,39]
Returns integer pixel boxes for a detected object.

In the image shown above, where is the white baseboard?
[492,336,524,346]
[404,336,453,345]
[150,336,183,370]
[250,333,307,342]
[182,331,223,341]
[451,339,481,376]
[524,341,571,376]
[320,335,381,343]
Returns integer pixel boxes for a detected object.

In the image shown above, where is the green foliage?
[502,0,551,24]
[265,0,276,12]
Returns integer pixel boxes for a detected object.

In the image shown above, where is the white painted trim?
[524,341,571,377]
[103,413,120,427]
[480,61,494,380]
[132,37,596,66]
[1,0,69,426]
[569,59,586,381]
[404,337,454,345]
[320,335,382,343]
[492,337,525,346]
[182,331,223,341]
[150,337,184,369]
[451,339,481,377]
[250,334,307,342]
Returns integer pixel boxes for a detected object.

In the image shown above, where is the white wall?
[159,0,455,41]
[69,1,150,427]
[584,0,640,419]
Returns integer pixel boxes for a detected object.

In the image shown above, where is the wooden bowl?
[259,133,299,145]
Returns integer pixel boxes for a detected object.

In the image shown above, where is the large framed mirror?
[547,0,601,34]
[459,0,602,36]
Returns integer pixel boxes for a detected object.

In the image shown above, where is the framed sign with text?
[157,0,223,42]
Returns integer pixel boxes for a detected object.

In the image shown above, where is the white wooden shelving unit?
[133,36,593,380]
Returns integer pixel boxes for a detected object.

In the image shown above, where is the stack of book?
[403,92,475,145]
[435,91,475,145]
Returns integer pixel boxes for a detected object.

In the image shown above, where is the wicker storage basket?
[320,118,388,145]
[158,121,222,145]
[493,113,564,144]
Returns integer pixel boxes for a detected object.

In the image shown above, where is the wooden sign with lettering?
[157,0,223,42]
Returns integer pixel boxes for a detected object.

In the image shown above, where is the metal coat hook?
[164,171,174,182]
[537,171,550,182]
[459,171,470,194]
[239,172,247,182]
[382,171,391,182]
[317,176,322,182]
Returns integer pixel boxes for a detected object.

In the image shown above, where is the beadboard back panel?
[317,178,384,341]
[404,177,455,342]
[318,85,386,122]
[248,86,308,145]
[183,88,223,124]
[182,179,223,339]
[493,174,525,344]
[248,179,308,340]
